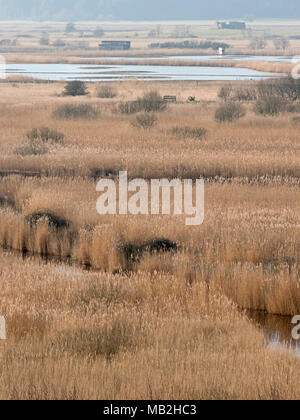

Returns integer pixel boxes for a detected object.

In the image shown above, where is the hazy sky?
[0,0,299,20]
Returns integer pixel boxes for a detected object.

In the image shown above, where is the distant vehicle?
[99,41,131,51]
[217,21,246,30]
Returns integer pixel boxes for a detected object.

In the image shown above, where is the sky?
[0,0,299,21]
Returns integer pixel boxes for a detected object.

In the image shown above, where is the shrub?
[53,104,100,120]
[286,103,300,113]
[0,194,16,209]
[254,96,286,116]
[218,85,233,102]
[291,116,300,125]
[26,127,64,144]
[119,91,167,114]
[96,84,117,99]
[257,77,300,102]
[118,101,141,115]
[121,238,178,268]
[14,140,49,156]
[137,91,167,113]
[219,85,257,103]
[63,80,88,97]
[132,113,157,130]
[170,126,207,139]
[149,40,230,50]
[232,88,257,102]
[65,22,76,33]
[25,211,69,230]
[215,102,246,123]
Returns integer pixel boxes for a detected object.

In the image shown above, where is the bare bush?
[96,85,117,99]
[218,85,233,102]
[14,141,49,156]
[26,127,64,144]
[170,126,207,139]
[119,91,167,114]
[215,102,246,123]
[254,96,286,116]
[53,104,100,120]
[132,113,157,130]
[232,88,257,102]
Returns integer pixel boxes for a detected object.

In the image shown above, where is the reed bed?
[0,78,299,399]
[0,176,299,316]
[0,253,299,400]
[0,85,299,181]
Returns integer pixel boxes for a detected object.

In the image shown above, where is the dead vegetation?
[0,76,299,400]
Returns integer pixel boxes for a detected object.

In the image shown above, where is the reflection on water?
[247,311,300,357]
[6,62,280,82]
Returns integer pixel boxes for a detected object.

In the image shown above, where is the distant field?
[1,19,300,57]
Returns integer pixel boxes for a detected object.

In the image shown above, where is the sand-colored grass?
[0,253,299,400]
[0,76,299,399]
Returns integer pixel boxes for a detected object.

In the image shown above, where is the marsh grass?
[0,253,299,400]
[0,77,299,399]
[14,140,49,156]
[131,112,157,129]
[53,104,100,120]
[26,127,64,144]
[96,84,117,99]
[215,102,246,122]
[170,126,207,139]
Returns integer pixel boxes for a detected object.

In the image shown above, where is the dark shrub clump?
[215,102,246,123]
[170,126,207,139]
[63,80,88,97]
[26,127,64,144]
[53,104,100,120]
[25,212,69,230]
[119,91,167,114]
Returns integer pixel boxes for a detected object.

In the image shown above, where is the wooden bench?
[163,95,177,103]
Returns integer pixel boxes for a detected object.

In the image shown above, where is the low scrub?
[96,85,117,99]
[26,127,64,144]
[291,116,300,125]
[0,194,16,209]
[258,77,300,102]
[149,40,230,51]
[232,88,257,102]
[118,101,141,115]
[286,102,300,113]
[119,91,167,114]
[15,140,49,156]
[132,113,157,130]
[215,102,246,123]
[63,80,88,97]
[170,126,207,139]
[120,238,178,270]
[254,96,286,116]
[25,211,69,230]
[53,104,100,120]
[218,85,257,102]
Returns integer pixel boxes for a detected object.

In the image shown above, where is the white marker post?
[0,316,6,340]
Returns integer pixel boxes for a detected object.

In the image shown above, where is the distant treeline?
[149,40,230,51]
